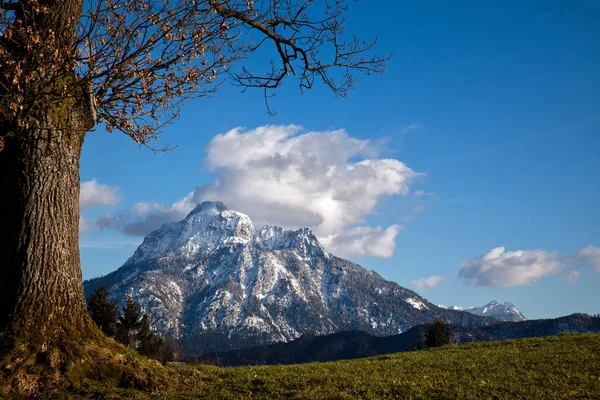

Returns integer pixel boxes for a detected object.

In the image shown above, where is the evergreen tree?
[424,318,451,348]
[116,295,142,348]
[87,285,118,337]
[136,314,163,357]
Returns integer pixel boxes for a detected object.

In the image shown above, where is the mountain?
[193,313,600,367]
[84,201,491,355]
[466,301,526,322]
[440,301,526,322]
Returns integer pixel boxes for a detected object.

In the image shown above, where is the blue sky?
[79,1,600,319]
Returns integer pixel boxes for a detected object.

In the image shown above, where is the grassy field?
[46,333,600,399]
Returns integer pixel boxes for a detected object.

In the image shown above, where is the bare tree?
[0,0,387,393]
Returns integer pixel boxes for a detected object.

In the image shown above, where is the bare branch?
[210,0,390,108]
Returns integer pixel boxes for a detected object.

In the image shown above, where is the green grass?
[49,333,600,399]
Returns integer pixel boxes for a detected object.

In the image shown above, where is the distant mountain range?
[84,201,491,355]
[439,301,527,322]
[193,314,600,366]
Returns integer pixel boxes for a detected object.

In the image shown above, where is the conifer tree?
[424,318,451,348]
[136,314,163,357]
[116,294,142,348]
[86,285,118,337]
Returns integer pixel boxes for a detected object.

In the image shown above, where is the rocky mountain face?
[440,301,526,322]
[84,201,491,355]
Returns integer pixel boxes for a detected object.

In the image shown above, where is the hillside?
[192,325,495,366]
[30,333,600,399]
[191,313,600,366]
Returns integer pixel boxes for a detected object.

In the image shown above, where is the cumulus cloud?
[320,225,402,258]
[459,245,600,287]
[80,179,121,209]
[196,125,420,235]
[92,125,421,258]
[411,275,448,289]
[459,247,562,287]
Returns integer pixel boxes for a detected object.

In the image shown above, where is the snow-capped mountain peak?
[187,200,228,217]
[469,301,526,322]
[127,201,329,267]
[438,300,526,322]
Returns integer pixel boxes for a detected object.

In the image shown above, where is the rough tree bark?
[0,90,109,395]
[0,96,94,344]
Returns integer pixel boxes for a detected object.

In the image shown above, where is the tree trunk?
[0,100,164,395]
[0,99,94,347]
[0,0,96,350]
[0,93,108,395]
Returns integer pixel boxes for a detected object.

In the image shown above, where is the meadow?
[52,333,600,399]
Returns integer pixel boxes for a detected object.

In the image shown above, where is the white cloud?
[411,275,448,289]
[80,179,121,209]
[94,198,192,237]
[197,125,419,235]
[568,245,600,272]
[79,216,94,233]
[567,270,580,282]
[414,190,436,197]
[320,225,402,258]
[92,125,421,258]
[400,123,423,134]
[402,205,426,222]
[79,180,122,232]
[459,245,600,287]
[459,247,562,287]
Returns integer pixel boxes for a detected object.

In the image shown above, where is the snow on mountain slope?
[439,301,526,322]
[466,301,526,322]
[84,201,491,355]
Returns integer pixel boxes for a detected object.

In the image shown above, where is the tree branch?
[0,1,19,10]
[0,0,389,147]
